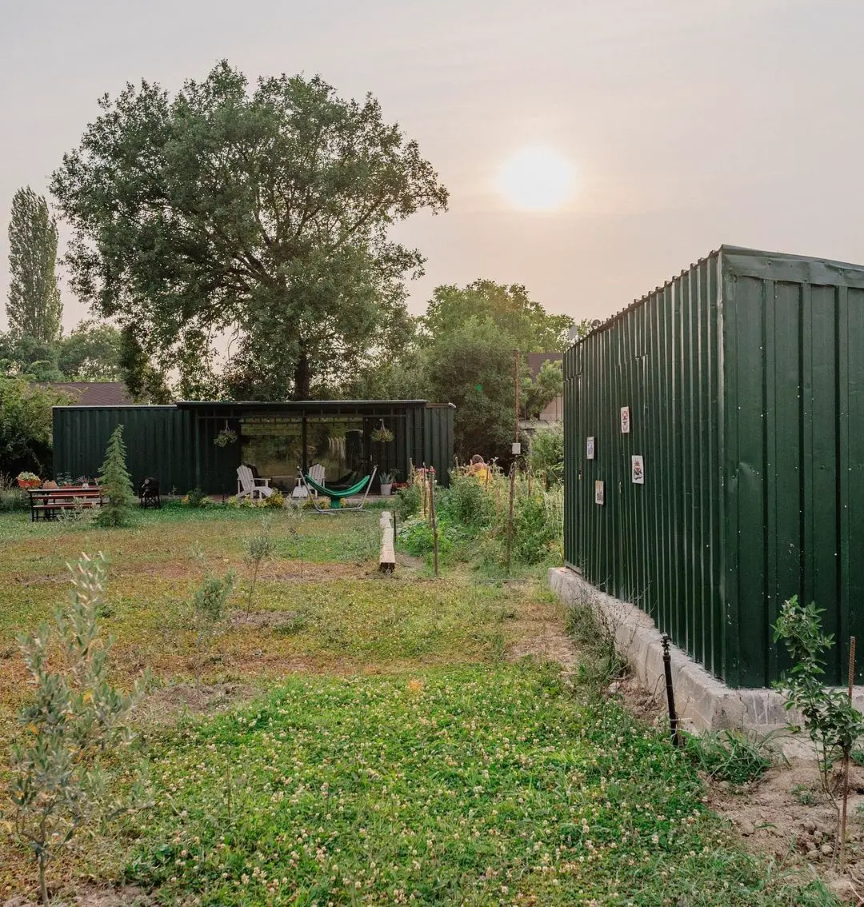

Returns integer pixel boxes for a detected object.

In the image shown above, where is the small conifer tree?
[96,424,135,526]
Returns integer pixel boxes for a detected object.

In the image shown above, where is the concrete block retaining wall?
[548,566,864,734]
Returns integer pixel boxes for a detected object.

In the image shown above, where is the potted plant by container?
[16,471,41,490]
[379,470,397,496]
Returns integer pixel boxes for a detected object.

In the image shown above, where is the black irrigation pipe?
[662,634,683,748]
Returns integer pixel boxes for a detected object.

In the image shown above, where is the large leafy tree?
[0,334,63,381]
[521,358,563,420]
[51,61,448,400]
[419,280,572,352]
[0,377,71,476]
[406,280,573,462]
[6,188,62,343]
[422,318,521,463]
[56,320,124,381]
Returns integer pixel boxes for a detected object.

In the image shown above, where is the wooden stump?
[379,510,396,573]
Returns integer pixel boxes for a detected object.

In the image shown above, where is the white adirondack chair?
[308,464,325,486]
[236,465,273,500]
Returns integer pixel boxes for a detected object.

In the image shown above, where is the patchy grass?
[0,506,839,905]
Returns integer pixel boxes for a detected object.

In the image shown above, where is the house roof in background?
[525,353,563,377]
[38,382,133,406]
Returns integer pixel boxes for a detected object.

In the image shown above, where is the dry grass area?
[0,504,843,905]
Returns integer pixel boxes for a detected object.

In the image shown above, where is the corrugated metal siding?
[366,406,453,486]
[54,403,456,497]
[721,249,864,686]
[418,405,455,486]
[565,246,864,688]
[53,407,195,493]
[564,255,726,680]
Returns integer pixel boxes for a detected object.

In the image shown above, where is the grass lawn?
[0,505,837,905]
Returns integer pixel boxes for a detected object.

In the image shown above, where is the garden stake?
[506,462,516,575]
[428,470,439,577]
[840,635,856,868]
[662,635,683,748]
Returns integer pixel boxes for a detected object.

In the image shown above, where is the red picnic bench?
[27,486,105,522]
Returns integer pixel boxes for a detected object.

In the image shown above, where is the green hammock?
[303,472,372,509]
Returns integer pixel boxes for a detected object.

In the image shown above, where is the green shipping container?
[53,401,455,498]
[565,245,864,688]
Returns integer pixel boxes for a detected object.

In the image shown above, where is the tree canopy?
[419,280,572,353]
[6,187,62,343]
[56,320,123,381]
[51,61,448,400]
[0,377,72,476]
[391,280,573,462]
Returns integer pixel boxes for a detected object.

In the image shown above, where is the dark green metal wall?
[54,402,455,497]
[53,406,197,493]
[565,246,864,688]
[366,404,455,486]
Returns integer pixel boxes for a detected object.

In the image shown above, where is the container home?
[564,246,864,688]
[53,400,455,498]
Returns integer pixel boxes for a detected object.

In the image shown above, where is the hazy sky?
[1,0,863,334]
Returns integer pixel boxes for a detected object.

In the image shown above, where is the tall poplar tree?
[6,187,62,342]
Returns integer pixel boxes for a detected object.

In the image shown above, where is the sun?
[495,147,575,212]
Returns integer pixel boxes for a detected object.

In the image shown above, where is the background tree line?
[4,61,586,476]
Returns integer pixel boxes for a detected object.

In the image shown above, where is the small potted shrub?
[379,470,397,496]
[16,471,41,490]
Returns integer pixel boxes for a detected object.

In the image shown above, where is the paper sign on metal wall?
[594,480,605,505]
[620,407,631,434]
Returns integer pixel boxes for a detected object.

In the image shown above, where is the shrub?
[529,422,564,486]
[227,490,284,509]
[95,425,135,527]
[773,596,864,795]
[684,730,775,785]
[396,515,460,559]
[182,487,214,508]
[264,489,285,509]
[0,377,72,477]
[395,483,421,520]
[193,570,236,622]
[191,569,235,680]
[6,554,145,904]
[245,518,276,613]
[513,486,564,564]
[0,474,28,511]
[439,473,494,530]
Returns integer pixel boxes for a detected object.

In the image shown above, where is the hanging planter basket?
[370,420,394,444]
[214,424,238,448]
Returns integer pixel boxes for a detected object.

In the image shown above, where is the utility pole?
[514,349,520,444]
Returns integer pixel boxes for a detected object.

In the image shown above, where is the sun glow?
[495,147,575,212]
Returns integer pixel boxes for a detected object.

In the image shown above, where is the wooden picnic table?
[27,486,105,521]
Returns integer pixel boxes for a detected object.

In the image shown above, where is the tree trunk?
[294,347,311,400]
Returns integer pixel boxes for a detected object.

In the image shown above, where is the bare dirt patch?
[706,760,864,903]
[227,608,303,630]
[261,562,363,582]
[124,560,365,583]
[509,620,578,671]
[3,887,152,907]
[611,674,864,902]
[133,680,257,728]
